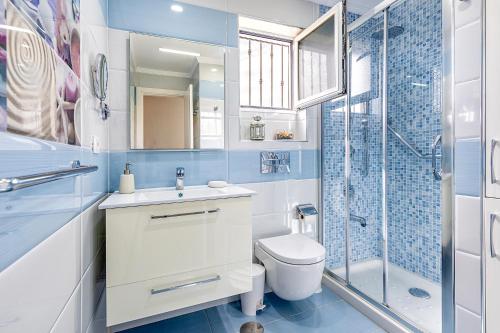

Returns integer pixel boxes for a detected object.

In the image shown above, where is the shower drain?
[240,321,264,333]
[408,287,431,299]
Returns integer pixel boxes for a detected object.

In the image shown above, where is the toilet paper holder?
[296,204,318,220]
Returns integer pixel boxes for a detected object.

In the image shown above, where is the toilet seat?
[257,233,325,265]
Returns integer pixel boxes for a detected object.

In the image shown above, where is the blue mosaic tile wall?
[322,12,384,270]
[322,0,442,283]
[386,0,442,283]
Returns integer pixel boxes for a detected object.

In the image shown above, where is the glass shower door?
[346,12,385,303]
[322,97,347,279]
[385,1,442,332]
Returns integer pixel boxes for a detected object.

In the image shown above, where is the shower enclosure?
[321,0,452,332]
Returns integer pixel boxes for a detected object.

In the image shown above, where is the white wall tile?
[287,179,319,212]
[81,248,105,333]
[226,47,240,83]
[108,70,129,111]
[108,110,129,151]
[81,197,106,273]
[455,21,482,83]
[0,216,81,333]
[80,0,107,27]
[242,180,319,242]
[252,213,291,240]
[50,285,82,333]
[108,29,130,71]
[80,85,109,150]
[242,181,289,215]
[455,251,481,314]
[455,80,481,139]
[226,81,240,117]
[455,195,481,255]
[456,305,482,333]
[455,0,482,29]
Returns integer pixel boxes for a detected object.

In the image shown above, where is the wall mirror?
[129,33,225,150]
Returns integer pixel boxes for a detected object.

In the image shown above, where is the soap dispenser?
[119,162,135,194]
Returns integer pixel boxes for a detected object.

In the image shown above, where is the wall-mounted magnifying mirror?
[129,33,225,150]
[92,53,110,120]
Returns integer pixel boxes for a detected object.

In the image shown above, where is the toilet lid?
[258,234,325,265]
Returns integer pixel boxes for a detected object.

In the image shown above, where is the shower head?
[370,26,404,40]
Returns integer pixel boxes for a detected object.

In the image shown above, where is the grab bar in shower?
[387,125,440,160]
[351,214,367,227]
[0,160,98,193]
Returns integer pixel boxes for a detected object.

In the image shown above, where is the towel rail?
[0,160,98,193]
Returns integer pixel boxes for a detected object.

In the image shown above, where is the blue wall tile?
[108,0,238,47]
[455,138,481,196]
[110,150,228,190]
[109,149,319,191]
[228,150,319,184]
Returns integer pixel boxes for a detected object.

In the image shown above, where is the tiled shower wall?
[386,0,442,283]
[322,0,443,283]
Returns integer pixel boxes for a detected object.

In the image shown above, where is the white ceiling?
[307,0,383,15]
[130,33,225,76]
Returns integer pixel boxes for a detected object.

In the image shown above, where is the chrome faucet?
[176,167,185,190]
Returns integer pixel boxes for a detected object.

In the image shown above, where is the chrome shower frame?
[319,0,455,332]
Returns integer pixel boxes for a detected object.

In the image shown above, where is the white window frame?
[293,2,345,110]
[239,31,293,111]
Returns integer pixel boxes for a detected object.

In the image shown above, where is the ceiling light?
[170,4,183,12]
[158,48,200,57]
[211,68,218,72]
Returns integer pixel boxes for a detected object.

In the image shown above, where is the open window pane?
[294,3,344,108]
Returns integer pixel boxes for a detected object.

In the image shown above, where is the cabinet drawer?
[106,197,252,287]
[106,262,252,326]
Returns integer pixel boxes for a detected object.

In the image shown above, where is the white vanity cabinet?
[100,187,254,327]
[485,198,500,333]
[486,0,500,198]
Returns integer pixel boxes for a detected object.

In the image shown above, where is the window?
[239,32,291,110]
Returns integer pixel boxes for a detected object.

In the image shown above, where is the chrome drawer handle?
[491,139,498,184]
[150,274,221,295]
[151,208,220,220]
[491,214,498,258]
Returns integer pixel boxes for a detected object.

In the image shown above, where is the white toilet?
[255,233,326,301]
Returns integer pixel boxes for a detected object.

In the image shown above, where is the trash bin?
[240,264,266,316]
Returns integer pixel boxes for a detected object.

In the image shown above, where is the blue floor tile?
[205,294,285,333]
[120,288,384,333]
[206,289,358,333]
[119,310,211,333]
[263,300,385,333]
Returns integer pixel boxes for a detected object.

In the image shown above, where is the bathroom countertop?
[98,185,255,209]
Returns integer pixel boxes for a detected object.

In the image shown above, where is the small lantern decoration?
[250,115,265,141]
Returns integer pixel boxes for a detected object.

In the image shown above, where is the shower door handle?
[432,135,442,181]
[491,139,498,184]
[490,213,498,258]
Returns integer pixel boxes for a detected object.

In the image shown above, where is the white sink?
[98,185,255,209]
